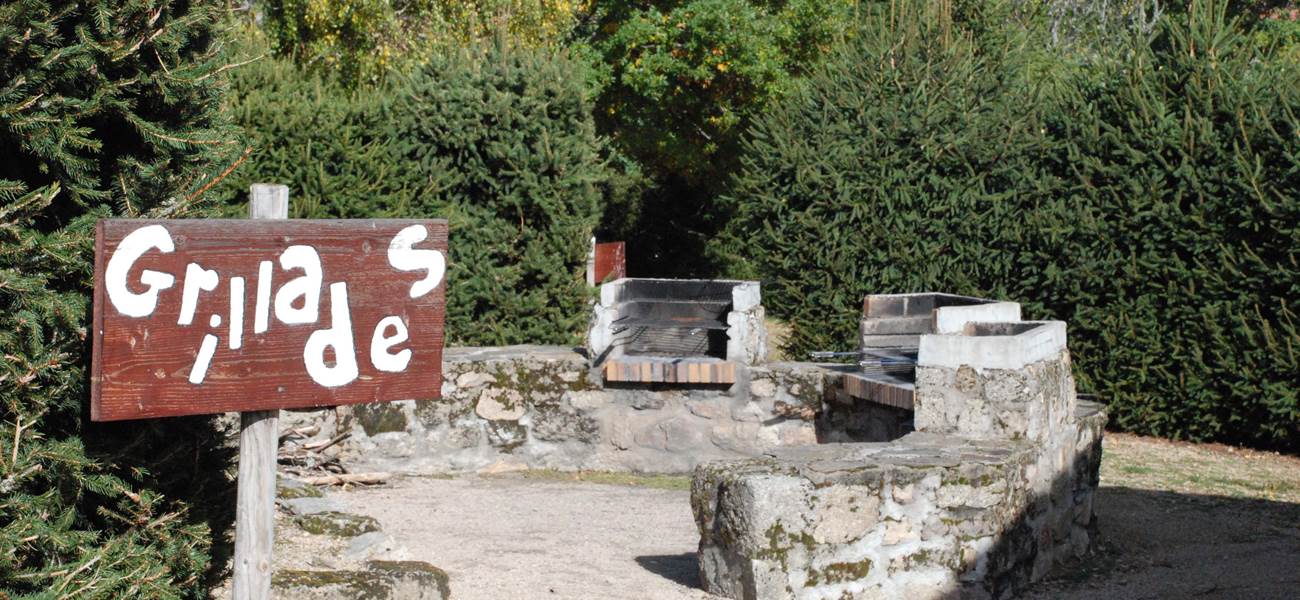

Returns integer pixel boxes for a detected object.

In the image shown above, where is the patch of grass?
[499,469,692,491]
[1100,433,1300,504]
[765,319,793,361]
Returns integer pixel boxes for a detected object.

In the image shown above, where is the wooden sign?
[91,218,448,421]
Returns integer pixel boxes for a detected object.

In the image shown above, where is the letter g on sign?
[106,225,176,317]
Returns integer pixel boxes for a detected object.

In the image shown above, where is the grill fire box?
[587,278,766,384]
[847,292,1021,409]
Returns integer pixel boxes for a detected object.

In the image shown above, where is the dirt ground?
[277,432,1299,599]
[340,475,713,600]
[1024,433,1300,599]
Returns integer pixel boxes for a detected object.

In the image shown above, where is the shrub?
[259,0,588,86]
[1039,0,1300,448]
[722,0,1057,354]
[219,35,406,219]
[222,38,607,346]
[724,0,1300,450]
[388,39,605,345]
[0,0,239,596]
[578,0,857,275]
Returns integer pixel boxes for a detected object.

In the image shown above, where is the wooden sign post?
[234,184,287,599]
[89,185,448,599]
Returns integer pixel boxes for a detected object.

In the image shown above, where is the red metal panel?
[91,219,447,421]
[593,241,626,283]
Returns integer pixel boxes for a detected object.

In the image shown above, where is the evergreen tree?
[388,38,606,345]
[220,36,609,346]
[0,1,239,596]
[724,0,1300,450]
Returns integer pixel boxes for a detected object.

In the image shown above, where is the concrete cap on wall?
[918,320,1067,370]
[933,301,1022,334]
[597,277,761,308]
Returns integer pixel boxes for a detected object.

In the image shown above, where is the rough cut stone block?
[933,301,1021,334]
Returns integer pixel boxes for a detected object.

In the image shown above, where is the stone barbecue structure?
[589,278,766,384]
[691,305,1105,599]
[282,286,1104,598]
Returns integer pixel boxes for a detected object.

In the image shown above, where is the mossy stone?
[272,570,392,599]
[294,511,382,537]
[272,562,451,599]
[356,403,408,435]
[367,560,451,599]
[278,477,324,499]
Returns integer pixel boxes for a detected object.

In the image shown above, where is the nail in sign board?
[90,219,448,421]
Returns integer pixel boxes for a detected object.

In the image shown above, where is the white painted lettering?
[275,245,322,324]
[388,225,445,299]
[370,315,411,372]
[303,282,358,387]
[189,333,219,384]
[105,225,175,317]
[229,276,245,349]
[254,260,272,333]
[177,263,218,325]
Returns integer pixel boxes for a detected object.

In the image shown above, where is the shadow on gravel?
[635,553,701,589]
[1025,486,1300,599]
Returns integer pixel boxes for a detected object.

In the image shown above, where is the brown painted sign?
[91,219,448,421]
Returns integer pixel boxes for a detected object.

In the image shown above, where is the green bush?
[0,0,239,597]
[724,0,1300,450]
[577,0,857,274]
[259,0,589,86]
[220,36,406,219]
[722,0,1056,353]
[388,39,605,345]
[582,0,854,188]
[1040,1,1299,448]
[222,38,607,346]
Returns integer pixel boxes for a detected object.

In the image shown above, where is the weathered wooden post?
[232,184,288,599]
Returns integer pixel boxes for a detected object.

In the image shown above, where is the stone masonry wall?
[691,338,1107,600]
[692,403,1104,599]
[282,346,844,474]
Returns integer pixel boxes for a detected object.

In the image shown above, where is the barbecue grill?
[588,278,765,384]
[845,293,1021,409]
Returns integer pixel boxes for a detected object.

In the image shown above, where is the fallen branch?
[299,472,390,486]
[302,431,349,452]
[278,424,320,444]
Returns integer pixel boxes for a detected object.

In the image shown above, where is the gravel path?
[339,475,714,600]
[324,470,1300,600]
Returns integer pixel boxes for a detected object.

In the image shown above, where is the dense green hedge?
[222,37,606,345]
[723,0,1299,450]
[220,44,405,219]
[0,1,238,596]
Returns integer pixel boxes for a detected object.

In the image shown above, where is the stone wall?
[283,347,849,474]
[691,320,1107,599]
[692,403,1104,599]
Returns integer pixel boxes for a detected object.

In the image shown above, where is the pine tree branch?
[184,146,252,203]
[193,53,266,82]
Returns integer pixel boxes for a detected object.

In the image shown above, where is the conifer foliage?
[1,1,238,596]
[389,39,605,345]
[222,38,607,346]
[725,0,1300,450]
